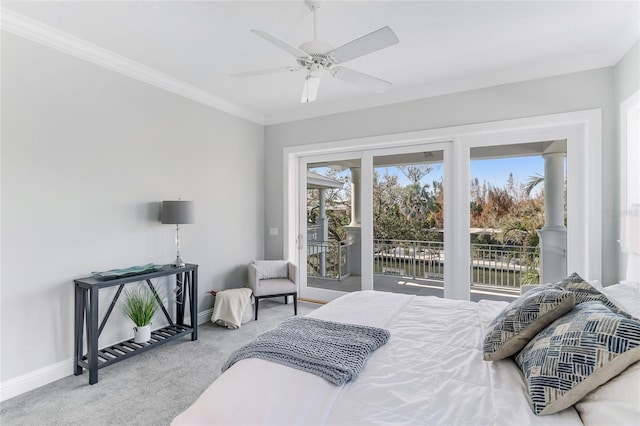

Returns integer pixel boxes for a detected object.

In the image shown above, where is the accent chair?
[247,260,298,320]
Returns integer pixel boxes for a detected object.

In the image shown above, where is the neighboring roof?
[470,228,501,234]
[307,171,344,190]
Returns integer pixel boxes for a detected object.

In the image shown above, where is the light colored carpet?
[0,300,319,426]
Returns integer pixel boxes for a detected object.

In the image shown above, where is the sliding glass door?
[297,143,451,302]
[372,148,447,297]
[296,139,576,304]
[300,152,364,301]
[467,140,569,302]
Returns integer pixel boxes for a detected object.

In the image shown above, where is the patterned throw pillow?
[253,260,289,279]
[483,283,576,361]
[515,302,640,415]
[557,272,632,317]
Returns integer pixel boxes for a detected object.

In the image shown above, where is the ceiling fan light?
[301,74,321,103]
[309,63,324,77]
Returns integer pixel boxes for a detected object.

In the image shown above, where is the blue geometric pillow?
[515,302,640,415]
[557,272,632,317]
[482,283,575,361]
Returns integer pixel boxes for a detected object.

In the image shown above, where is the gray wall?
[615,40,639,104]
[614,40,640,278]
[264,67,620,283]
[1,33,264,382]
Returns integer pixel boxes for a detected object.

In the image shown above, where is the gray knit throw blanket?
[221,316,390,385]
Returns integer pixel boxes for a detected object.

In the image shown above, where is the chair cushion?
[253,260,289,279]
[254,278,296,297]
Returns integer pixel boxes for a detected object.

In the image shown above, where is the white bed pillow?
[600,281,640,318]
[574,361,640,426]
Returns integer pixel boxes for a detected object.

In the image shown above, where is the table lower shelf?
[78,324,193,371]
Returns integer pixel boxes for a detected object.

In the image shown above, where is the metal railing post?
[338,243,342,280]
[412,241,417,278]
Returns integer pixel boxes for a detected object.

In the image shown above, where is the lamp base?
[173,256,186,268]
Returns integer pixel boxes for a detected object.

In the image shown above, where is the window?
[285,110,602,302]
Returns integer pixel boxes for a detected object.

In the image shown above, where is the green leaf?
[120,284,161,327]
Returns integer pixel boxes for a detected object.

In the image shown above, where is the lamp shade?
[161,200,195,225]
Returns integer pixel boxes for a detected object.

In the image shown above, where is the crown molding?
[0,8,265,125]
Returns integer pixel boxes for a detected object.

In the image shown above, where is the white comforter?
[173,291,583,425]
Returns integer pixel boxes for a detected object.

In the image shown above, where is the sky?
[313,155,549,196]
[376,156,545,192]
[470,156,544,189]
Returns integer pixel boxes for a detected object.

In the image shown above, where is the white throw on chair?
[248,260,298,320]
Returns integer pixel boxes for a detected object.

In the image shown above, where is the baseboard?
[298,297,327,305]
[198,308,213,325]
[0,357,74,402]
[1,309,214,402]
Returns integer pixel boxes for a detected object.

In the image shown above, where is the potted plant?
[121,284,161,343]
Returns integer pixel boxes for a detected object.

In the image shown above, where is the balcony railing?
[471,243,539,287]
[374,239,445,280]
[307,240,352,281]
[308,238,539,288]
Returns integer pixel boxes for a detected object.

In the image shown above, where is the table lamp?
[161,200,195,267]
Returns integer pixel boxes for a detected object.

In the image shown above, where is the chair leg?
[284,296,288,305]
[254,297,259,321]
[293,294,297,316]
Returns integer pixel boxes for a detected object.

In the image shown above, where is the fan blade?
[330,66,391,93]
[329,26,399,64]
[251,30,311,61]
[301,74,322,103]
[231,66,302,78]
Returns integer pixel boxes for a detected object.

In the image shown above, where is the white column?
[344,167,362,275]
[318,189,327,276]
[319,189,328,240]
[542,152,565,231]
[349,166,361,226]
[538,152,567,283]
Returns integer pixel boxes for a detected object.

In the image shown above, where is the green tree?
[524,173,544,197]
[307,168,350,242]
[398,164,432,185]
[373,170,405,239]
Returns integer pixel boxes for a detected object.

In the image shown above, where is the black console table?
[74,264,198,384]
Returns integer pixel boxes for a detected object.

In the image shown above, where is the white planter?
[133,324,152,343]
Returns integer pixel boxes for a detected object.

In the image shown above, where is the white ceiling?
[2,1,639,125]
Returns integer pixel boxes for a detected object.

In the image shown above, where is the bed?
[172,277,640,425]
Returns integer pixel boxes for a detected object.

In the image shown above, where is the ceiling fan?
[232,0,399,103]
